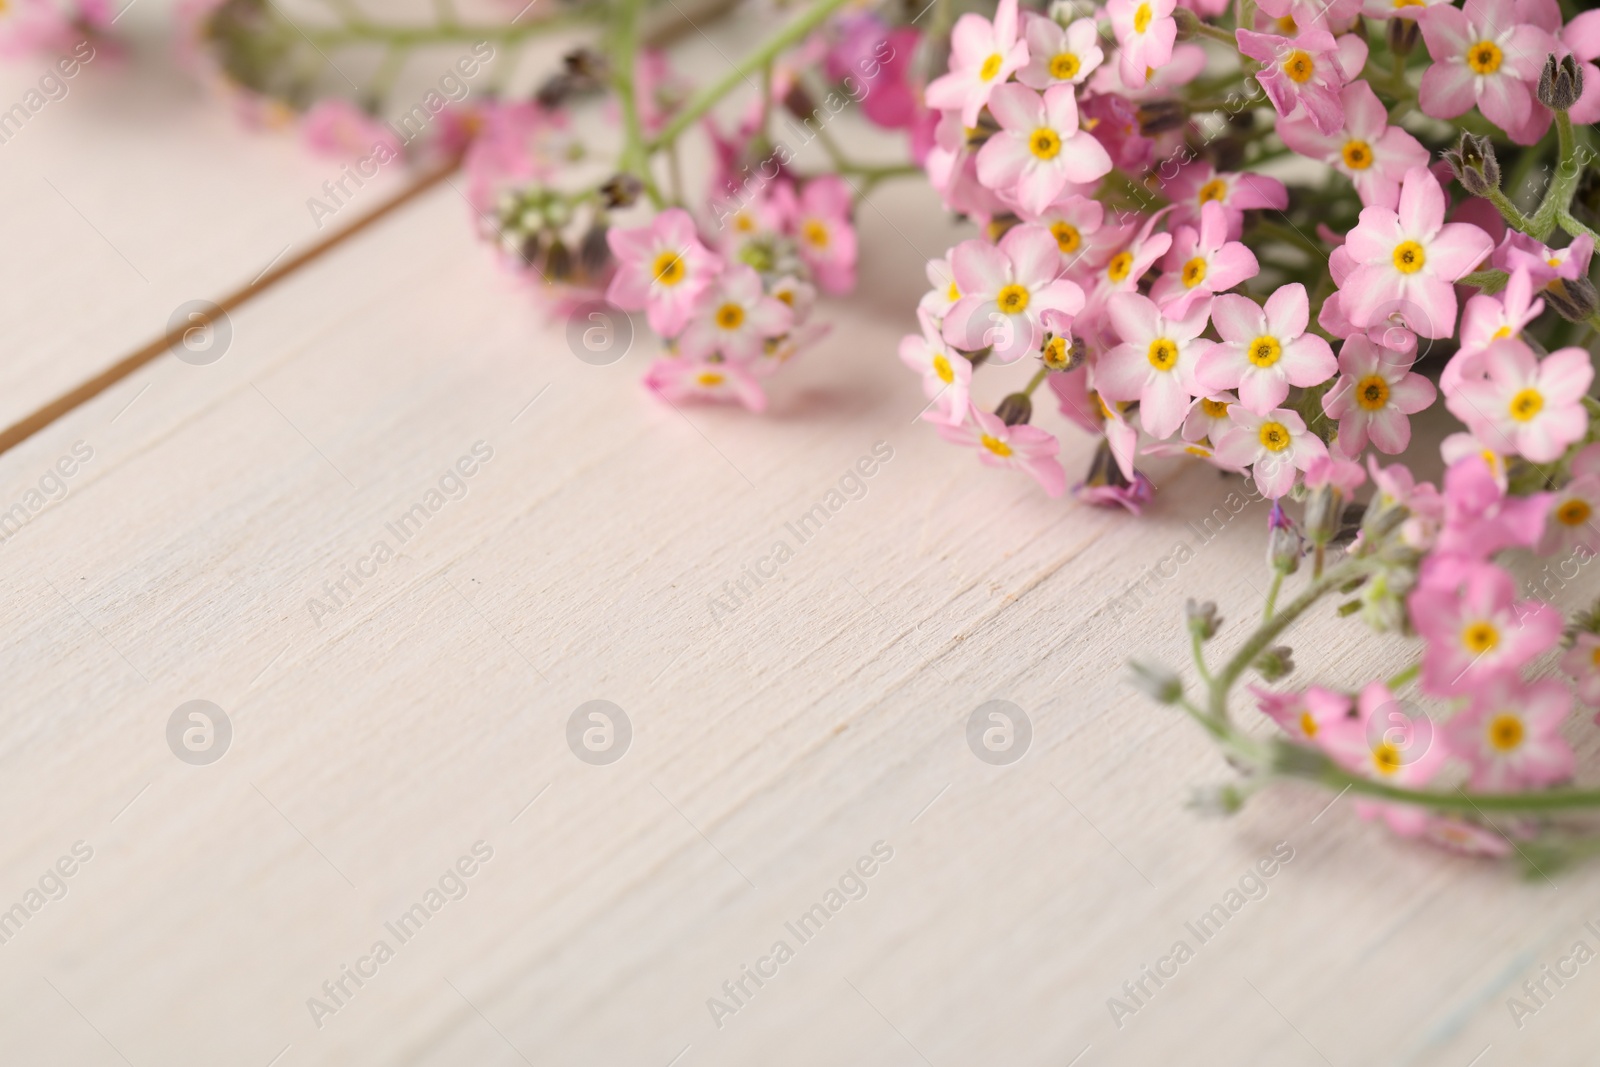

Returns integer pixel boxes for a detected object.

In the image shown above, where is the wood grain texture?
[4,19,1600,1067]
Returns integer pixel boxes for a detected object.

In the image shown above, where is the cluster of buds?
[489,186,612,287]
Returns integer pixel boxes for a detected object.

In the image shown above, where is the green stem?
[303,12,594,47]
[1262,570,1285,621]
[1529,112,1580,241]
[1483,187,1534,233]
[647,0,854,150]
[1385,661,1419,689]
[1192,22,1239,46]
[1559,210,1600,243]
[1021,367,1050,396]
[613,0,664,208]
[1460,268,1509,293]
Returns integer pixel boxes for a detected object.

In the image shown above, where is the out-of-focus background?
[2,2,1598,1064]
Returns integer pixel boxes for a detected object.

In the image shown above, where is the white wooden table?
[3,4,1598,1066]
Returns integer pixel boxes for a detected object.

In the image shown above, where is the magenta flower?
[1017,13,1103,90]
[1409,561,1561,697]
[1418,0,1553,140]
[1196,284,1336,415]
[605,209,721,337]
[643,357,767,412]
[1560,632,1600,707]
[1211,406,1328,497]
[899,318,972,426]
[1338,167,1493,339]
[1445,339,1592,463]
[1321,336,1435,456]
[942,225,1086,363]
[924,0,1029,126]
[677,264,793,362]
[1108,0,1177,89]
[976,84,1113,216]
[780,177,857,296]
[1236,28,1356,135]
[1150,201,1260,316]
[1163,162,1288,239]
[1096,293,1212,439]
[935,405,1067,497]
[1278,81,1429,209]
[1444,674,1574,792]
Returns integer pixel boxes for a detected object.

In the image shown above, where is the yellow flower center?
[1558,498,1592,526]
[1487,713,1524,752]
[1356,374,1390,411]
[1591,646,1600,667]
[980,433,1013,457]
[932,353,955,384]
[1106,251,1133,283]
[1284,50,1315,83]
[1392,240,1426,274]
[1198,178,1228,204]
[1462,621,1499,654]
[1299,711,1318,737]
[1492,324,1512,339]
[734,213,756,233]
[1508,387,1543,422]
[1049,52,1081,79]
[1051,221,1082,254]
[696,371,725,387]
[1043,336,1070,368]
[802,220,829,248]
[947,279,960,301]
[1467,40,1502,74]
[1147,338,1179,370]
[1342,139,1373,169]
[653,251,686,286]
[775,289,795,306]
[1277,15,1298,33]
[980,53,1004,81]
[1181,257,1207,287]
[715,303,745,330]
[997,283,1030,313]
[1247,336,1282,367]
[1258,420,1291,452]
[1133,2,1153,33]
[1029,128,1062,160]
[1372,742,1403,775]
[1200,398,1230,418]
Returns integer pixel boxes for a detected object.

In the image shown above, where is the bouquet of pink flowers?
[16,0,1600,866]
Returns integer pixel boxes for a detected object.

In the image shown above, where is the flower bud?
[995,392,1033,426]
[1387,15,1420,57]
[579,224,612,278]
[1253,644,1295,681]
[1128,660,1183,704]
[1538,53,1583,112]
[1188,782,1247,816]
[1172,7,1200,41]
[1442,131,1500,196]
[782,81,817,121]
[1186,598,1222,641]
[1543,275,1599,322]
[600,173,643,209]
[1267,501,1302,574]
[1137,99,1187,136]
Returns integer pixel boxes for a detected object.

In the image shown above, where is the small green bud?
[995,392,1033,426]
[1442,131,1500,196]
[1128,660,1183,704]
[1253,644,1295,681]
[1186,598,1222,641]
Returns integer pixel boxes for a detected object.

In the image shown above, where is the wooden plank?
[2,170,1598,1067]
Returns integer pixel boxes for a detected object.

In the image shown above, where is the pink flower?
[1446,339,1592,463]
[1096,293,1212,439]
[1318,681,1447,791]
[605,208,722,336]
[1563,10,1600,126]
[1196,284,1337,414]
[924,0,1028,125]
[1429,452,1547,560]
[977,84,1113,216]
[1305,453,1366,494]
[1418,0,1553,141]
[1150,201,1260,316]
[0,0,108,56]
[301,99,404,160]
[1074,470,1155,512]
[943,225,1086,363]
[1559,632,1600,707]
[1321,336,1435,456]
[677,264,792,361]
[1181,392,1237,443]
[1081,212,1172,331]
[1444,674,1574,791]
[919,249,962,324]
[1449,268,1543,388]
[1107,0,1177,89]
[935,406,1067,496]
[780,177,857,296]
[1163,162,1288,239]
[1020,194,1107,273]
[1018,14,1103,89]
[1236,28,1352,135]
[1536,471,1600,557]
[1409,561,1561,696]
[643,357,767,412]
[900,319,972,426]
[1252,684,1351,743]
[461,101,569,212]
[1361,0,1449,20]
[1212,406,1328,497]
[1338,167,1494,339]
[1418,817,1512,857]
[1278,80,1430,209]
[1498,233,1595,313]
